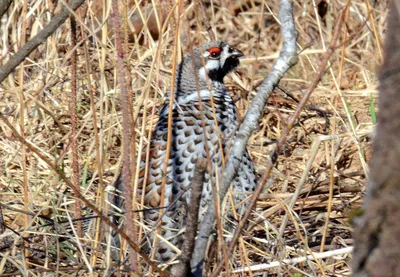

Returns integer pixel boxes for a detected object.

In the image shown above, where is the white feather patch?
[177,89,213,104]
[199,67,207,82]
[206,59,221,71]
[220,45,230,68]
[199,59,221,82]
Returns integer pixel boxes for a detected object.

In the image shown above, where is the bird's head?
[175,41,244,93]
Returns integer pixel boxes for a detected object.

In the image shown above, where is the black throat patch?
[208,57,240,82]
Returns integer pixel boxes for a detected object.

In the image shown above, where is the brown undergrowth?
[0,0,386,276]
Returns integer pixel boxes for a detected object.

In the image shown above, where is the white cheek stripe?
[199,60,220,82]
[199,67,207,82]
[220,45,230,68]
[206,59,221,70]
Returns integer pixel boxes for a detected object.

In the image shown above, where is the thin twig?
[111,0,137,271]
[78,7,105,266]
[69,13,82,238]
[18,0,29,268]
[233,246,353,273]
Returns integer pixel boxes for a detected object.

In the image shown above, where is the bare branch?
[0,0,86,83]
[69,13,82,238]
[192,0,298,274]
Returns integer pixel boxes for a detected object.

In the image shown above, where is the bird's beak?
[231,49,244,58]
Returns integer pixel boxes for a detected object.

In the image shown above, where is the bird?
[135,41,257,263]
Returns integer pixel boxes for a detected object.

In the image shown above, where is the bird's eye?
[228,46,234,53]
[208,47,221,58]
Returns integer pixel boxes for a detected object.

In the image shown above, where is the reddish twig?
[111,0,137,272]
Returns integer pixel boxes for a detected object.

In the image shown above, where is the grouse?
[132,41,258,262]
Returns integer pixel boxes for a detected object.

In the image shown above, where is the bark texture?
[0,0,12,18]
[352,2,400,276]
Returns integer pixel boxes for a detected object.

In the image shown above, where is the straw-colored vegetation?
[0,0,386,276]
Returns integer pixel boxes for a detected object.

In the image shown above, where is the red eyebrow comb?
[208,47,222,54]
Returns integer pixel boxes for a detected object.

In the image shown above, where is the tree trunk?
[352,2,400,276]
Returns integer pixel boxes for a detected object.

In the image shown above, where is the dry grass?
[0,0,387,276]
